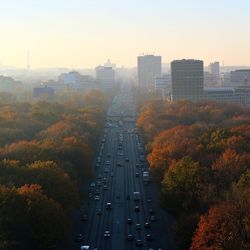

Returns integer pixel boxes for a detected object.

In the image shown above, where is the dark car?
[134,206,140,212]
[75,234,83,242]
[146,234,152,241]
[127,218,132,224]
[97,209,102,215]
[149,208,154,215]
[81,214,88,221]
[106,202,112,210]
[135,239,143,246]
[144,222,151,228]
[104,231,111,238]
[150,215,157,222]
[136,224,142,230]
[127,234,134,241]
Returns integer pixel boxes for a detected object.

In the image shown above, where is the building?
[230,69,250,88]
[137,55,161,90]
[58,71,95,92]
[104,59,116,70]
[33,86,55,101]
[171,59,204,97]
[154,74,171,92]
[208,62,220,78]
[204,71,221,87]
[170,59,250,106]
[96,66,115,89]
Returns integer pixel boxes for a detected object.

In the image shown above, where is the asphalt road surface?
[73,91,173,250]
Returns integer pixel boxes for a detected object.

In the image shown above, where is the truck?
[133,191,140,202]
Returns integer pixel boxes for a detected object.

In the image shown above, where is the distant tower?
[27,51,30,70]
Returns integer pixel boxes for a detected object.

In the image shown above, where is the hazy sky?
[1,0,250,68]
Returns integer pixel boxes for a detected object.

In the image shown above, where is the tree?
[161,157,210,215]
[191,200,250,250]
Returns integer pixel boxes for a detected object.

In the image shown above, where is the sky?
[0,0,250,68]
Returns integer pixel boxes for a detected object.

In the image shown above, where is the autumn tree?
[161,157,210,215]
[190,200,250,250]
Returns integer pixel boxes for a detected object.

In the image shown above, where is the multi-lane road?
[74,91,172,250]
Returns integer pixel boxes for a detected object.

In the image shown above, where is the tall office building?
[171,59,204,98]
[209,62,220,78]
[137,55,162,90]
[96,66,115,89]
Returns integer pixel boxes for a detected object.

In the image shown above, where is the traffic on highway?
[74,90,172,250]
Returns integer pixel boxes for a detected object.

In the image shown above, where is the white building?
[58,71,94,92]
[137,55,162,90]
[209,62,220,78]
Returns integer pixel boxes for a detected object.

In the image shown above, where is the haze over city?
[0,1,250,250]
[1,0,250,68]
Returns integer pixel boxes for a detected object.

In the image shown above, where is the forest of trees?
[137,100,250,249]
[0,90,110,250]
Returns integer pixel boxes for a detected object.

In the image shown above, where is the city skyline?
[1,0,250,68]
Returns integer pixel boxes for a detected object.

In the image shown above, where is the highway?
[74,90,172,250]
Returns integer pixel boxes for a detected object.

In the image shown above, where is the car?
[147,198,152,203]
[106,202,112,210]
[136,224,141,230]
[135,239,143,246]
[149,208,154,215]
[135,172,139,177]
[144,222,151,228]
[94,189,100,195]
[107,153,111,158]
[75,233,83,242]
[94,195,100,201]
[97,209,102,215]
[104,231,110,238]
[150,215,157,222]
[127,234,134,241]
[103,185,108,190]
[127,218,132,224]
[136,164,140,168]
[146,234,152,241]
[81,214,88,221]
[125,158,129,162]
[80,246,89,250]
[111,172,114,177]
[134,206,140,212]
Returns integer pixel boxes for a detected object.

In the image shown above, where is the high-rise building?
[96,66,115,89]
[137,55,161,90]
[209,62,220,78]
[171,59,204,98]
